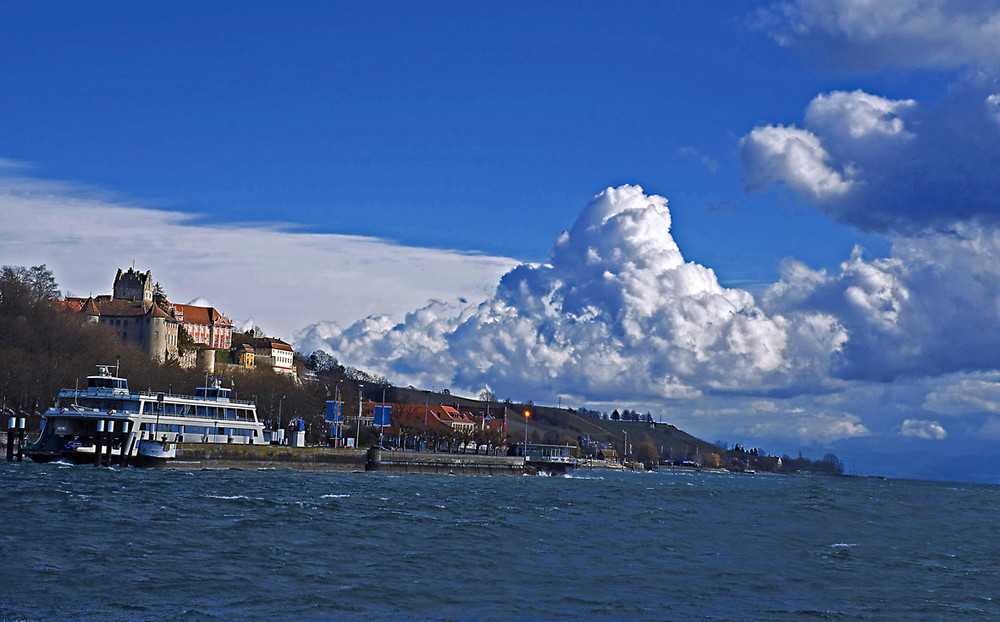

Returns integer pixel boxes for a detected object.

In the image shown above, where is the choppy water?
[1,462,998,621]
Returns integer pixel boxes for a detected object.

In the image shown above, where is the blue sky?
[1,1,889,278]
[4,1,1000,483]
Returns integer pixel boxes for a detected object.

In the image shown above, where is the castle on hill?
[60,266,295,376]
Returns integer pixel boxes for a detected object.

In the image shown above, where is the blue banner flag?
[374,405,391,427]
[325,401,343,423]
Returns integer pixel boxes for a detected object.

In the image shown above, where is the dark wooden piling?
[94,420,104,467]
[104,421,114,467]
[5,418,13,462]
[16,418,24,462]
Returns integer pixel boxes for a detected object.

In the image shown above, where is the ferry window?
[196,405,208,417]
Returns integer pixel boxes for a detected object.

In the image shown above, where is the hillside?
[377,384,724,464]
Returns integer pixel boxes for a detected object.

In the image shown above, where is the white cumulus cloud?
[762,227,1000,382]
[301,185,848,403]
[900,418,947,440]
[804,90,915,144]
[741,87,1000,233]
[740,124,853,199]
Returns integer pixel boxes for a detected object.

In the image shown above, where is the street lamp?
[524,410,530,456]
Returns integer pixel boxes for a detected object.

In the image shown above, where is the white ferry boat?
[24,365,266,465]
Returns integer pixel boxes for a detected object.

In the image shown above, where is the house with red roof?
[230,332,296,376]
[355,401,507,453]
[173,303,233,350]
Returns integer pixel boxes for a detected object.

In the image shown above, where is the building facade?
[60,266,235,368]
[231,333,296,376]
[173,303,233,350]
[64,295,180,362]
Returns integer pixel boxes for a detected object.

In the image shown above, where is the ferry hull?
[24,448,120,465]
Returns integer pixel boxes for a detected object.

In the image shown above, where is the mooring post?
[105,420,114,467]
[95,419,105,467]
[5,417,14,462]
[120,421,133,468]
[365,446,382,472]
[16,418,25,462]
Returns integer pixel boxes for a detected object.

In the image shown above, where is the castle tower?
[113,267,154,305]
[144,300,180,362]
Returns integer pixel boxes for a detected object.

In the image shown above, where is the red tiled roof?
[172,303,232,328]
[82,297,101,315]
[150,302,172,319]
[54,299,83,312]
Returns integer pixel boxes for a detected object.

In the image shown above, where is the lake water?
[1,462,998,620]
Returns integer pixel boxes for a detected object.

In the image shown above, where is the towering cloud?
[299,185,847,402]
[302,182,1000,409]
